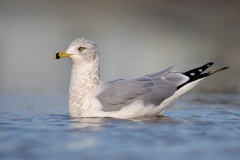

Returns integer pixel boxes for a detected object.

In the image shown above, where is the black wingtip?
[207,66,229,75]
[220,66,229,71]
[177,63,229,90]
[203,62,214,68]
[207,62,214,65]
[183,62,214,78]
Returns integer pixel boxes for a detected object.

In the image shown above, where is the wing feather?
[97,65,190,112]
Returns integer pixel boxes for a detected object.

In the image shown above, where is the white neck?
[68,58,100,117]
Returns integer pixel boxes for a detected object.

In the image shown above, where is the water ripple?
[0,94,239,160]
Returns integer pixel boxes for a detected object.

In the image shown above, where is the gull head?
[54,38,99,64]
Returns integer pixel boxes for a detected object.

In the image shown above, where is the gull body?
[54,38,228,119]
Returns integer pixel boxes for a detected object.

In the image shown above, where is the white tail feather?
[158,78,204,115]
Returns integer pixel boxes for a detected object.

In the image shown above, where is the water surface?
[0,94,239,160]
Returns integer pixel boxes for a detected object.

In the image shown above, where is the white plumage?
[54,38,228,119]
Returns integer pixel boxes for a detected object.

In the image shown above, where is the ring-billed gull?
[53,38,228,119]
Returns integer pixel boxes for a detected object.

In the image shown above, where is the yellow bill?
[53,51,73,59]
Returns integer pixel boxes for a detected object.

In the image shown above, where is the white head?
[54,38,99,65]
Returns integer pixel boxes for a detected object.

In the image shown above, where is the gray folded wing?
[97,65,189,112]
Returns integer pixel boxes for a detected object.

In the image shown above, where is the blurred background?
[0,0,239,95]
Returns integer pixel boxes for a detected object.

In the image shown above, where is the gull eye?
[79,47,86,51]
